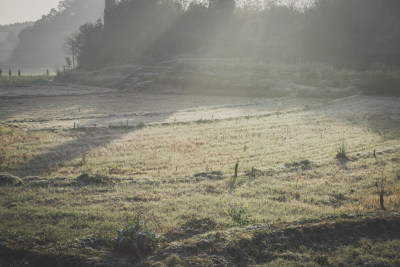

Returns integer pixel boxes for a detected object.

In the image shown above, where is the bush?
[115,215,159,256]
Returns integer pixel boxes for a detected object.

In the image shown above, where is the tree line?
[66,0,400,69]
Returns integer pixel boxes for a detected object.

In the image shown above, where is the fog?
[0,0,104,72]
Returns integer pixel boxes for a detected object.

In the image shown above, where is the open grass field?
[0,82,400,266]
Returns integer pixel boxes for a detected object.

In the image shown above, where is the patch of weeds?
[336,142,348,161]
[76,173,114,185]
[226,203,251,226]
[115,215,159,256]
[245,167,264,178]
[285,160,311,172]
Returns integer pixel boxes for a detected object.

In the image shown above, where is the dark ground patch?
[0,173,22,186]
[1,211,400,266]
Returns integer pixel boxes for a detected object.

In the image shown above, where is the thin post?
[234,162,239,180]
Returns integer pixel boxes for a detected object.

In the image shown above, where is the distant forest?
[67,0,400,70]
[8,0,104,69]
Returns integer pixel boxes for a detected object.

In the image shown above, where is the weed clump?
[336,143,348,161]
[76,173,114,185]
[226,203,251,226]
[115,215,159,256]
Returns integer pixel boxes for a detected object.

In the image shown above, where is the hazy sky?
[0,0,60,25]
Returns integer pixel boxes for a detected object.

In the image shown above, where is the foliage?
[226,203,251,226]
[115,215,159,256]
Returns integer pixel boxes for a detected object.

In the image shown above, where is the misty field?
[0,82,400,266]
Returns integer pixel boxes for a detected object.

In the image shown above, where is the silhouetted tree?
[64,34,78,69]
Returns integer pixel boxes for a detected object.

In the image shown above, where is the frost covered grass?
[0,93,399,265]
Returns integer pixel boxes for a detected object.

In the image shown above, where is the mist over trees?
[8,0,104,69]
[67,0,400,70]
[0,22,32,63]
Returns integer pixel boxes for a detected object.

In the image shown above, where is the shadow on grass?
[10,121,152,178]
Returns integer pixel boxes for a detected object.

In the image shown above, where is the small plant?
[226,203,251,226]
[375,178,386,211]
[336,142,348,161]
[115,215,159,256]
